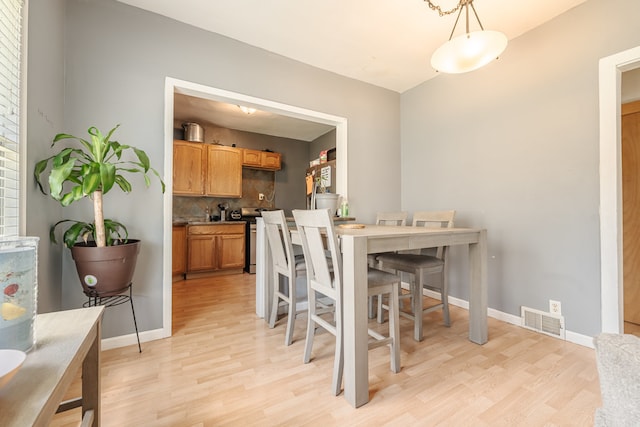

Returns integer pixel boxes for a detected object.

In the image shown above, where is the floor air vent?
[520,306,565,340]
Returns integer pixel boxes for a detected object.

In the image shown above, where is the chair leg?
[128,286,141,353]
[377,294,385,323]
[269,272,280,329]
[284,276,296,346]
[332,297,343,396]
[368,295,376,319]
[388,284,401,373]
[442,267,450,327]
[303,290,317,364]
[412,272,424,342]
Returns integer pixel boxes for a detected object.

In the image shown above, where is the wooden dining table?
[337,224,487,407]
[257,221,488,408]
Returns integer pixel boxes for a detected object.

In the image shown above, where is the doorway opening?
[161,78,349,337]
[599,46,640,333]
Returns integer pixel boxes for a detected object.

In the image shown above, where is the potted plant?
[34,125,165,297]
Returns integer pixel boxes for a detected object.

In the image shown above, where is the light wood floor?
[51,274,601,426]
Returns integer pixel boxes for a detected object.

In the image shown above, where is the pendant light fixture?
[426,0,507,74]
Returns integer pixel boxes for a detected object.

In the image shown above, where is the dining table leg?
[340,234,370,408]
[468,229,488,344]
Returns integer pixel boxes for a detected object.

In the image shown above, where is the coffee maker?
[218,203,228,222]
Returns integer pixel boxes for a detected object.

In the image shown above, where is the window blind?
[0,0,23,237]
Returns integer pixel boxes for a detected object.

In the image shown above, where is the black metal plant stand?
[83,283,141,353]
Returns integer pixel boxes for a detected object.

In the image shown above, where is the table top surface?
[0,307,104,427]
[334,224,483,236]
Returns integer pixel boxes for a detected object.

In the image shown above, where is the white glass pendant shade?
[431,30,507,74]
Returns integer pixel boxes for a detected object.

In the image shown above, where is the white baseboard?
[421,288,594,349]
[101,327,166,351]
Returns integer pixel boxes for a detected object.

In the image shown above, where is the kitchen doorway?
[599,46,640,334]
[161,78,349,338]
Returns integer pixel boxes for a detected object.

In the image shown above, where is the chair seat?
[377,253,443,270]
[367,267,401,293]
[294,254,306,272]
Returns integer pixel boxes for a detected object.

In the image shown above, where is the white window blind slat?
[0,0,23,238]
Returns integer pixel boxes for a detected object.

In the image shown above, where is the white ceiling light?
[238,105,257,115]
[426,0,507,74]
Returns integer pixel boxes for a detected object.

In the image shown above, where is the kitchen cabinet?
[172,225,187,279]
[187,223,245,276]
[206,145,242,197]
[242,148,281,170]
[173,141,242,197]
[173,140,205,195]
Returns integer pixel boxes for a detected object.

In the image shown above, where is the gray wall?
[27,0,400,337]
[400,0,640,337]
[310,129,337,161]
[26,0,66,314]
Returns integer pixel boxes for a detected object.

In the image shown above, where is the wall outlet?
[259,193,265,201]
[549,300,562,315]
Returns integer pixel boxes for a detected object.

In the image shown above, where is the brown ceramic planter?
[70,240,141,297]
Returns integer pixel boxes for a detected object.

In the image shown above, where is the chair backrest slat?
[262,210,295,276]
[376,211,408,226]
[292,209,342,299]
[412,210,456,259]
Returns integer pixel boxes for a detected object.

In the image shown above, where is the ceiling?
[174,93,335,142]
[120,0,588,139]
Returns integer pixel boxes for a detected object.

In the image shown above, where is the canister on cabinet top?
[182,122,203,142]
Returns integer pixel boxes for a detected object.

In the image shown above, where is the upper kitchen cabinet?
[206,145,242,198]
[173,140,205,195]
[242,148,281,171]
[173,141,242,197]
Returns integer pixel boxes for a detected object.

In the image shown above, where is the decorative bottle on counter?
[341,200,349,218]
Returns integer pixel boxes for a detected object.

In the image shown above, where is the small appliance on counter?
[218,203,228,222]
[230,209,242,220]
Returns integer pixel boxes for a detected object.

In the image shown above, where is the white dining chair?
[292,208,401,396]
[377,210,455,342]
[262,210,307,346]
[367,211,408,318]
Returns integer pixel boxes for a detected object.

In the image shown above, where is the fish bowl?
[0,237,38,352]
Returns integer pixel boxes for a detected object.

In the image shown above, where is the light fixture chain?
[424,0,472,17]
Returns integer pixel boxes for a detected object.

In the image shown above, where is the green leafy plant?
[34,125,165,248]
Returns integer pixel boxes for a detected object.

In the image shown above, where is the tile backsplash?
[173,168,276,221]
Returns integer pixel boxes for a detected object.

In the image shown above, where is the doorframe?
[599,46,640,333]
[161,77,349,337]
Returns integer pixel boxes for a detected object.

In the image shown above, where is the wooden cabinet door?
[242,148,262,167]
[261,152,281,170]
[622,100,640,326]
[206,146,242,198]
[187,235,217,272]
[217,234,245,269]
[173,141,205,195]
[172,226,187,276]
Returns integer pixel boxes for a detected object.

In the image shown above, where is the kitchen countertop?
[173,220,247,226]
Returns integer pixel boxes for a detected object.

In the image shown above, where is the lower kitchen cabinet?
[187,223,245,276]
[172,225,187,279]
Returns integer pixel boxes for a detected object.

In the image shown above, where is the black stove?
[240,207,276,223]
[241,207,278,273]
